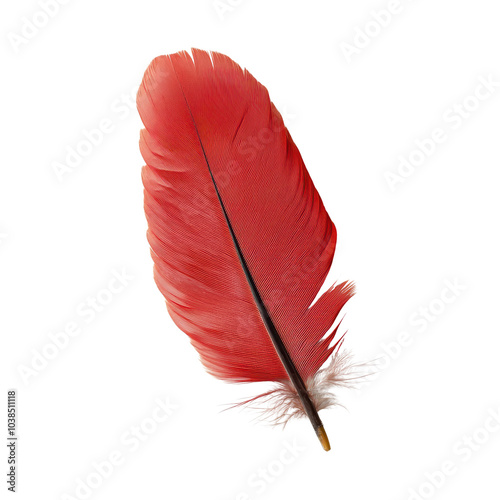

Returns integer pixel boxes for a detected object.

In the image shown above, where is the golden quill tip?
[316,425,331,452]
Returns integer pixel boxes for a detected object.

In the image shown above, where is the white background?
[1,0,500,499]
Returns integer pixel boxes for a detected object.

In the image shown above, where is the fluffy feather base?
[234,349,368,426]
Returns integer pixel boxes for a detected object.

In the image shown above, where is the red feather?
[137,49,356,450]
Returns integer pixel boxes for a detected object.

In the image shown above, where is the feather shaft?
[198,115,329,448]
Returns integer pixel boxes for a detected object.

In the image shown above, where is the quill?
[137,49,355,451]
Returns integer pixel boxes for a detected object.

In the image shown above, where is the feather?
[137,49,356,451]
